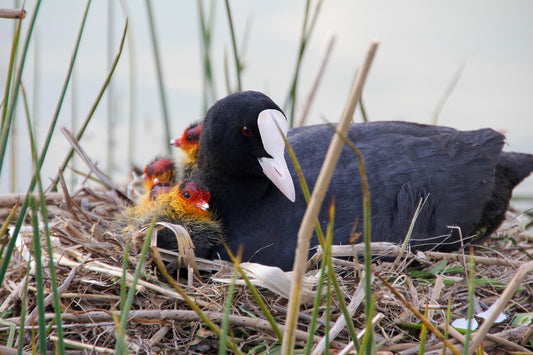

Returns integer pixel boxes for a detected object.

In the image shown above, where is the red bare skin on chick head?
[172,123,202,158]
[143,158,176,193]
[178,180,211,217]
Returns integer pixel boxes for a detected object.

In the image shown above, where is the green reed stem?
[224,0,242,91]
[198,0,217,112]
[0,0,39,174]
[222,245,284,342]
[144,0,171,154]
[56,19,127,183]
[0,0,92,289]
[29,196,47,354]
[22,81,66,354]
[285,0,323,128]
[115,218,154,354]
[219,266,238,355]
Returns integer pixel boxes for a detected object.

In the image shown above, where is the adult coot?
[194,91,533,271]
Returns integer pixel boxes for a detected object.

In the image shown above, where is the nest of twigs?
[1,178,533,354]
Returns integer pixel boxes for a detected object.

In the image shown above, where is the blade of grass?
[282,39,379,355]
[115,218,155,353]
[117,0,138,167]
[329,127,376,353]
[21,81,65,353]
[144,0,171,154]
[29,196,47,354]
[198,0,217,112]
[55,18,128,184]
[323,202,362,353]
[0,0,92,290]
[219,262,239,354]
[375,271,461,355]
[441,297,452,355]
[222,244,284,342]
[304,250,327,354]
[285,0,323,128]
[419,306,429,355]
[431,62,465,125]
[390,196,428,271]
[106,0,116,174]
[17,265,31,354]
[223,0,242,91]
[0,0,41,174]
[151,246,243,354]
[462,248,476,355]
[0,5,23,172]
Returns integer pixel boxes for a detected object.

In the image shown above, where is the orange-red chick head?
[171,122,203,160]
[176,180,211,217]
[143,158,176,193]
[153,179,212,222]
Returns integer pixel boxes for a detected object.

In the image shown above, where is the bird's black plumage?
[195,91,533,271]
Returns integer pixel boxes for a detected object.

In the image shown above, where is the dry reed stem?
[49,335,115,354]
[468,260,533,354]
[0,192,65,208]
[0,345,31,355]
[425,251,524,267]
[53,252,206,306]
[312,273,373,354]
[61,127,130,202]
[0,8,26,19]
[337,313,385,355]
[283,39,380,355]
[6,310,320,343]
[375,271,461,355]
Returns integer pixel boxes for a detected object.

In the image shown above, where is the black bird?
[194,91,533,271]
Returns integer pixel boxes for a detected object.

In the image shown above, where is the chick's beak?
[257,109,296,202]
[170,138,181,147]
[196,201,210,211]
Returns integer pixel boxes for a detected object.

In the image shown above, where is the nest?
[1,180,533,353]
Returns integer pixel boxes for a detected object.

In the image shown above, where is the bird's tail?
[476,151,533,238]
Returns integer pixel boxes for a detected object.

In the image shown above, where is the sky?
[1,0,532,204]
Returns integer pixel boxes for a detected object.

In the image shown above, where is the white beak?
[257,109,296,202]
[196,202,210,211]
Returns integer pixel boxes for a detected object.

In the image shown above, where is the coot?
[194,91,533,271]
[117,179,223,259]
[136,157,177,209]
[171,121,202,178]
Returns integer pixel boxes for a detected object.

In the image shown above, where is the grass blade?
[219,264,239,354]
[144,0,172,154]
[115,218,155,353]
[0,0,92,292]
[56,18,128,183]
[223,0,242,91]
[282,40,379,355]
[285,0,323,128]
[151,244,244,354]
[222,245,284,343]
[106,0,116,174]
[29,196,47,353]
[198,0,217,112]
[0,0,41,174]
[21,81,66,354]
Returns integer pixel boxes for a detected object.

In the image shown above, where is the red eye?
[242,126,253,136]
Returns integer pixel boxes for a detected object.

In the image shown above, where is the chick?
[171,121,202,178]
